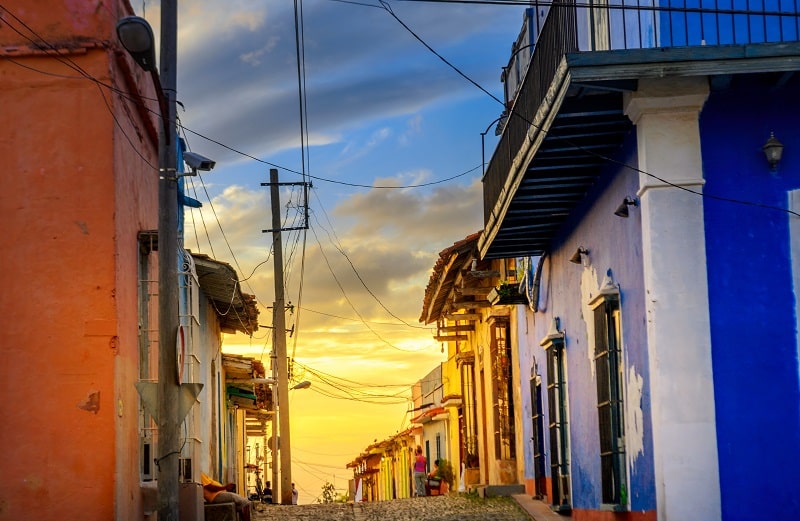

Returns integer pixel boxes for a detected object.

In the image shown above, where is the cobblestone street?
[252,495,533,521]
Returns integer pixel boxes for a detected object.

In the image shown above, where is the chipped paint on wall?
[78,389,101,414]
[579,263,600,380]
[625,365,645,464]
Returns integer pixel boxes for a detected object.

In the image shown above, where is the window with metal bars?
[460,362,479,468]
[593,296,627,508]
[530,371,547,497]
[178,250,202,481]
[541,321,571,512]
[491,320,516,460]
[137,233,159,480]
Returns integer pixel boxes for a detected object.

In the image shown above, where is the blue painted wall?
[700,73,800,520]
[535,136,657,512]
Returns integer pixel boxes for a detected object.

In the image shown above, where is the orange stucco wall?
[0,1,158,519]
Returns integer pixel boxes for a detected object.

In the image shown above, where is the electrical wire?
[309,193,435,330]
[309,224,431,353]
[300,305,432,329]
[295,360,419,389]
[7,2,798,214]
[373,0,800,218]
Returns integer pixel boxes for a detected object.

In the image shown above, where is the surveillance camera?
[184,151,216,171]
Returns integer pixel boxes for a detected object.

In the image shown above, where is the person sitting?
[262,480,273,504]
[426,460,442,496]
[201,472,251,521]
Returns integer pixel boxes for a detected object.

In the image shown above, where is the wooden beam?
[452,299,491,308]
[438,325,474,333]
[434,335,468,342]
[464,270,500,279]
[445,313,481,321]
[457,286,491,296]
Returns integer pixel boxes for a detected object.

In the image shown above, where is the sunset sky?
[138,0,525,503]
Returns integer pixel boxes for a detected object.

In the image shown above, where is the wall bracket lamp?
[763,132,784,172]
[569,247,588,265]
[614,196,639,218]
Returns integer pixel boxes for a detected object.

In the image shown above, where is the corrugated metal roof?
[481,87,633,259]
[192,253,259,335]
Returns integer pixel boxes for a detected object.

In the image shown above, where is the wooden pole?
[157,0,179,519]
[271,349,279,501]
[269,168,293,504]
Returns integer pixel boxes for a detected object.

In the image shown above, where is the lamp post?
[117,4,179,519]
[481,116,504,178]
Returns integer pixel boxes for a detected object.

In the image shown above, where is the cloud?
[191,174,482,365]
[158,0,526,499]
[240,36,281,66]
[399,114,423,146]
[169,0,519,164]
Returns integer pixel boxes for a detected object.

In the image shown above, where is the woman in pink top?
[413,446,427,496]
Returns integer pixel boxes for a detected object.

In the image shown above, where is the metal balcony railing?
[483,0,800,225]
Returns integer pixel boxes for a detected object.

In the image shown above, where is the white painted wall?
[624,77,721,521]
[789,190,800,385]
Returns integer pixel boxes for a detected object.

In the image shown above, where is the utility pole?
[269,168,293,504]
[271,348,279,502]
[261,168,309,505]
[157,0,179,519]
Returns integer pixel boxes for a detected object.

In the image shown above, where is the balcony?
[479,0,800,259]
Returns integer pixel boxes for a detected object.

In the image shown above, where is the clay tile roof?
[419,232,483,324]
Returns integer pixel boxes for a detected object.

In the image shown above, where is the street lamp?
[481,115,506,178]
[116,16,170,147]
[117,7,180,520]
[116,16,156,71]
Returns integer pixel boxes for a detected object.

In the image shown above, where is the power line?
[309,224,430,353]
[375,0,800,218]
[310,192,432,330]
[301,305,433,329]
[7,2,797,217]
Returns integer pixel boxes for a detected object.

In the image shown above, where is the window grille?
[460,363,479,468]
[541,322,571,511]
[530,372,547,497]
[138,233,159,480]
[491,321,516,460]
[592,295,627,507]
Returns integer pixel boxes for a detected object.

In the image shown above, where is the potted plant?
[436,459,455,494]
[488,281,528,305]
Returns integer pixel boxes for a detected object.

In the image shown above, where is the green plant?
[496,282,511,297]
[496,281,519,298]
[436,458,455,489]
[318,481,338,503]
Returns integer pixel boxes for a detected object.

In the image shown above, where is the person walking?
[413,446,427,497]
